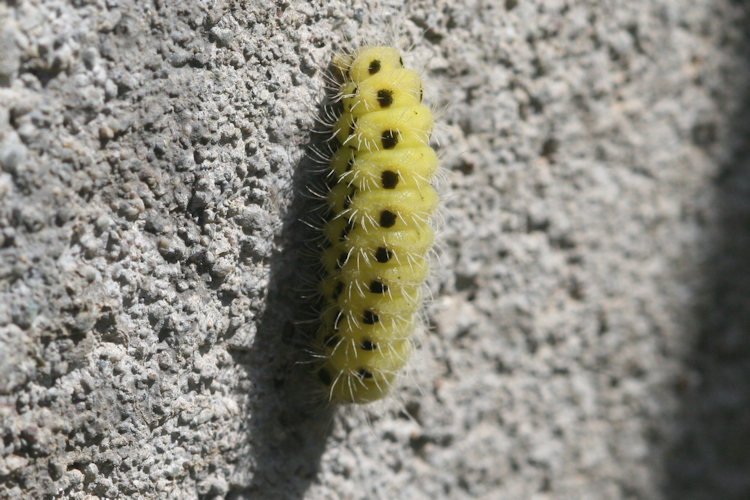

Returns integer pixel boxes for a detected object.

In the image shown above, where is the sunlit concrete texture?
[1,1,749,499]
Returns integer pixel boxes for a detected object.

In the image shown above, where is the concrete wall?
[1,1,748,498]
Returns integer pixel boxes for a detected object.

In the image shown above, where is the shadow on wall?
[664,17,750,500]
[228,101,337,499]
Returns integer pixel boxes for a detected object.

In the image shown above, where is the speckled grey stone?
[1,1,749,499]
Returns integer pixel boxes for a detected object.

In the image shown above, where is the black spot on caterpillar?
[363,310,379,325]
[379,209,397,228]
[375,246,392,263]
[381,129,398,149]
[381,170,399,189]
[369,280,388,293]
[361,339,377,351]
[377,89,394,108]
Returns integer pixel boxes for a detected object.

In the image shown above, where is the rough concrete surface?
[1,0,749,499]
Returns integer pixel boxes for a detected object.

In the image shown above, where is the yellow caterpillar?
[314,47,438,404]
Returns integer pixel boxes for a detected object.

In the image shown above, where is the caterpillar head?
[334,46,405,84]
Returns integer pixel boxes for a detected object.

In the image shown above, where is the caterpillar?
[314,46,438,404]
